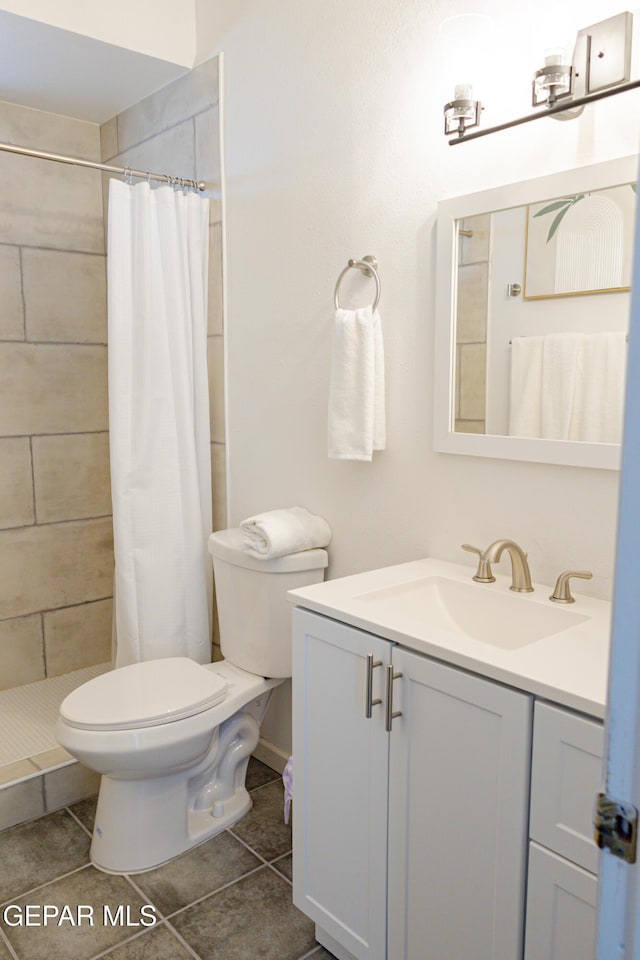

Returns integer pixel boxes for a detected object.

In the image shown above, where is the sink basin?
[355,576,588,649]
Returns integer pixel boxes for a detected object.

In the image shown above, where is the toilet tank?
[208,529,328,678]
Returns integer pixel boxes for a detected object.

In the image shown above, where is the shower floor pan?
[0,663,109,780]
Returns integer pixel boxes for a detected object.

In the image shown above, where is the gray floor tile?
[0,934,14,959]
[246,756,281,792]
[0,809,90,903]
[69,797,97,834]
[94,923,194,959]
[134,830,261,916]
[229,779,291,861]
[1,866,155,960]
[272,852,293,881]
[172,866,316,960]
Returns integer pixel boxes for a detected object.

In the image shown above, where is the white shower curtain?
[108,180,212,667]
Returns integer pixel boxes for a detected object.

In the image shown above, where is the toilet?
[56,528,328,874]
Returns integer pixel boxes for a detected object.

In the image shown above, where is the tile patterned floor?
[0,759,335,960]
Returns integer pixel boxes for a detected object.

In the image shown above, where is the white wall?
[0,0,196,65]
[195,0,639,750]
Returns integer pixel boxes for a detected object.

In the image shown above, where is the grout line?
[0,241,105,258]
[0,924,19,960]
[64,804,94,840]
[159,918,205,960]
[0,338,107,347]
[85,922,164,960]
[108,103,218,163]
[0,862,91,910]
[225,827,272,866]
[296,948,324,960]
[246,776,282,795]
[266,861,292,887]
[0,596,113,625]
[17,247,26,341]
[163,861,267,921]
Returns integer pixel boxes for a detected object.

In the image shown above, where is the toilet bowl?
[56,529,328,874]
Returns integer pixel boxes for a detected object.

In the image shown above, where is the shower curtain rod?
[0,140,206,191]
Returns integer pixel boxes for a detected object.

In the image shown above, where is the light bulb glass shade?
[532,61,572,106]
[444,89,482,136]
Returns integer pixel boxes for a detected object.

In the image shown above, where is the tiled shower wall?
[455,213,491,434]
[0,57,225,690]
[0,101,113,690]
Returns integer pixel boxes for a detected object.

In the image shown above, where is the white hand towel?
[541,333,581,440]
[569,331,627,443]
[240,506,332,559]
[327,306,386,461]
[509,336,544,437]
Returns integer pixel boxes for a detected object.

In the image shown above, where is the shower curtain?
[108,180,212,667]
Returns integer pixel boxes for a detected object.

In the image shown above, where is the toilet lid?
[60,658,228,731]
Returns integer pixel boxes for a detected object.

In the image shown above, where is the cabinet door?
[292,608,391,960]
[387,647,532,960]
[530,701,603,873]
[524,842,597,960]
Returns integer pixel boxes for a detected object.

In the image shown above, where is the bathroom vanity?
[289,558,609,960]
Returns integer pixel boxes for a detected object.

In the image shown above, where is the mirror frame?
[434,155,638,470]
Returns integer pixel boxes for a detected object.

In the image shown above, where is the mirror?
[434,155,638,469]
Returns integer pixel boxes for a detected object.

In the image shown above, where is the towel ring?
[334,255,381,312]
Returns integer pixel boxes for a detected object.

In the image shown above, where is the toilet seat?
[60,657,228,732]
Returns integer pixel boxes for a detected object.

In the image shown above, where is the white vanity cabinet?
[524,701,604,960]
[292,607,532,960]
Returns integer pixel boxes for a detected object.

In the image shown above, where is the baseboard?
[252,737,289,774]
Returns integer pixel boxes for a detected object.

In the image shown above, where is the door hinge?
[594,792,638,864]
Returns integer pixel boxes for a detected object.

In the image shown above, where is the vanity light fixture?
[532,48,572,108]
[448,11,638,144]
[444,84,482,138]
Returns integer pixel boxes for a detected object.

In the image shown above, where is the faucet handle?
[549,570,593,604]
[461,544,496,584]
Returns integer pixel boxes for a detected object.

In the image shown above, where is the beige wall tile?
[0,245,24,340]
[207,335,225,443]
[0,518,113,620]
[195,107,221,188]
[211,442,227,532]
[208,197,222,224]
[455,419,486,434]
[112,119,196,189]
[0,154,104,253]
[0,100,101,162]
[459,214,491,265]
[459,343,487,421]
[31,747,74,771]
[456,262,488,343]
[0,777,45,830]
[100,117,118,161]
[0,343,108,436]
[0,759,39,787]
[0,438,34,529]
[44,762,100,811]
[44,598,113,677]
[208,222,223,335]
[23,250,107,344]
[0,615,44,689]
[117,58,219,154]
[33,433,111,524]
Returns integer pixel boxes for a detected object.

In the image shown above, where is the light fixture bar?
[448,78,640,145]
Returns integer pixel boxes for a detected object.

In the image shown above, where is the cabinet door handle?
[385,664,403,732]
[365,654,383,718]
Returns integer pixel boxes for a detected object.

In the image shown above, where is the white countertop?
[288,557,611,720]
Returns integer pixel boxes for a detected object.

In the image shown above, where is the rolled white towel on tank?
[240,506,332,559]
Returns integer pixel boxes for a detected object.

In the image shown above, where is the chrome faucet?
[462,539,534,593]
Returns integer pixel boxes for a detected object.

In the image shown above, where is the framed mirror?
[434,155,638,469]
